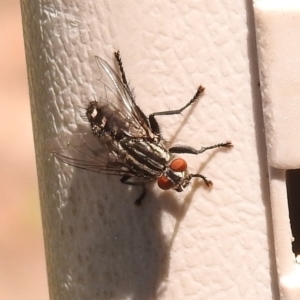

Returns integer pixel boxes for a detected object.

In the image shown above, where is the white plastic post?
[20,0,276,299]
[254,1,300,298]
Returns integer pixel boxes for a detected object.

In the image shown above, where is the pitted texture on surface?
[22,0,275,299]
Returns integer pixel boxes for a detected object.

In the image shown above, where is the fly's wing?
[94,56,153,138]
[49,133,139,177]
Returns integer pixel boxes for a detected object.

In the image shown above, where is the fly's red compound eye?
[157,176,173,190]
[170,158,187,172]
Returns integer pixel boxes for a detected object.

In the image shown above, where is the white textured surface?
[21,0,276,299]
[254,1,300,169]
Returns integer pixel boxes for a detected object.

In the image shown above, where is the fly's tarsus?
[196,141,233,154]
[121,175,147,206]
[134,187,147,206]
[191,174,213,187]
[114,50,130,90]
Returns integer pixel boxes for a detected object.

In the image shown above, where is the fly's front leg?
[121,175,147,206]
[170,142,233,187]
[190,174,213,187]
[149,86,205,135]
[169,142,233,155]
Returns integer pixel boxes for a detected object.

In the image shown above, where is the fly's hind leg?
[114,50,131,92]
[121,175,147,206]
[148,86,205,135]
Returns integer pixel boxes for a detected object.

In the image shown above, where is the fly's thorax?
[120,137,171,163]
[115,137,172,177]
[157,158,192,192]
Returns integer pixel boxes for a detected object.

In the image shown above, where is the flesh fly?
[53,51,232,205]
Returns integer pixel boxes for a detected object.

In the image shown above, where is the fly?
[53,51,232,205]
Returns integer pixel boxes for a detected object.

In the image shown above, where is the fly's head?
[157,158,193,193]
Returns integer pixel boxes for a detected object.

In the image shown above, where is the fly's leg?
[190,174,213,187]
[169,142,233,154]
[149,86,205,135]
[121,175,147,206]
[114,50,131,92]
[171,142,233,187]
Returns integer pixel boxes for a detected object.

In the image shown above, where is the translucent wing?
[94,56,154,138]
[49,133,144,177]
[50,54,157,179]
